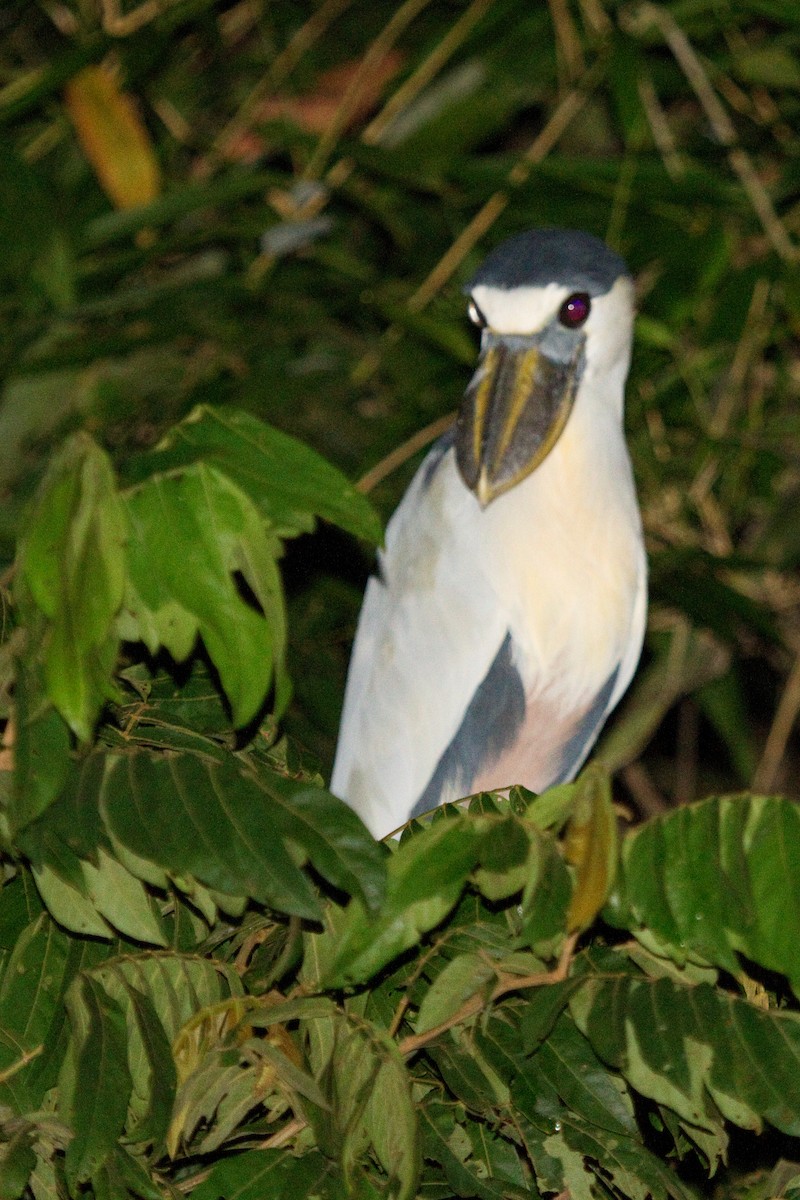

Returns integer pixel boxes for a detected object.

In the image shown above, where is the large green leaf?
[89,1146,164,1200]
[0,912,108,1110]
[0,872,44,951]
[79,848,167,946]
[17,765,168,945]
[85,965,177,1149]
[11,648,72,834]
[426,1030,510,1115]
[80,951,242,1158]
[190,1148,344,1200]
[572,952,800,1142]
[331,1015,419,1200]
[18,434,126,742]
[61,975,132,1189]
[120,462,281,727]
[0,1128,37,1200]
[110,744,318,914]
[421,1103,531,1200]
[614,794,800,988]
[31,862,115,939]
[413,952,495,1036]
[479,1005,698,1199]
[88,952,243,1045]
[123,406,382,543]
[99,748,384,919]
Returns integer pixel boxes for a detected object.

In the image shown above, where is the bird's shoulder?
[330,437,508,831]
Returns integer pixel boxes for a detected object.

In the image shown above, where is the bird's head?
[457,228,634,507]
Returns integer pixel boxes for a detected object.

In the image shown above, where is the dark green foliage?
[1,2,800,1198]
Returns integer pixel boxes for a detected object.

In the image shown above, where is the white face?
[469,275,635,380]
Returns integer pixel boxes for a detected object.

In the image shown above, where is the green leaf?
[88,952,242,1046]
[27,1154,61,1200]
[531,1015,637,1139]
[16,757,165,944]
[94,1146,164,1200]
[421,1104,529,1200]
[0,872,44,950]
[80,849,168,946]
[85,967,177,1148]
[11,649,72,833]
[168,1046,259,1158]
[241,770,386,913]
[32,863,114,939]
[190,1148,340,1200]
[101,746,384,917]
[0,915,84,1108]
[472,812,535,901]
[121,463,278,727]
[414,952,494,1035]
[62,975,132,1188]
[78,952,240,1164]
[101,749,355,920]
[1,914,110,1120]
[520,828,572,954]
[572,957,800,1142]
[333,1018,419,1200]
[479,1004,698,1199]
[245,996,339,1029]
[427,1031,510,1113]
[0,1129,36,1200]
[325,815,488,987]
[556,1112,700,1200]
[617,794,800,987]
[256,1037,330,1110]
[124,405,382,543]
[17,752,103,862]
[520,977,582,1053]
[19,434,126,741]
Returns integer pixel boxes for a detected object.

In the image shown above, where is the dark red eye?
[559,292,591,328]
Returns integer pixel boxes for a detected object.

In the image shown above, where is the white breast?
[479,375,645,712]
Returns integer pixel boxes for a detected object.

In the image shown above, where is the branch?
[398,932,578,1056]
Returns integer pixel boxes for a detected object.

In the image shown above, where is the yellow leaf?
[64,65,160,211]
[172,996,252,1085]
[564,765,618,933]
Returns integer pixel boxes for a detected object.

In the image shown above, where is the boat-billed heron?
[332,228,647,839]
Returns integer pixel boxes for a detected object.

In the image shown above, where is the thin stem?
[356,413,455,494]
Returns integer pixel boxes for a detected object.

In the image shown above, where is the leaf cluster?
[1,2,800,1198]
[3,411,800,1195]
[5,736,800,1199]
[3,322,800,1200]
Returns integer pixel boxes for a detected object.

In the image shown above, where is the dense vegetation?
[1,1,800,1197]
